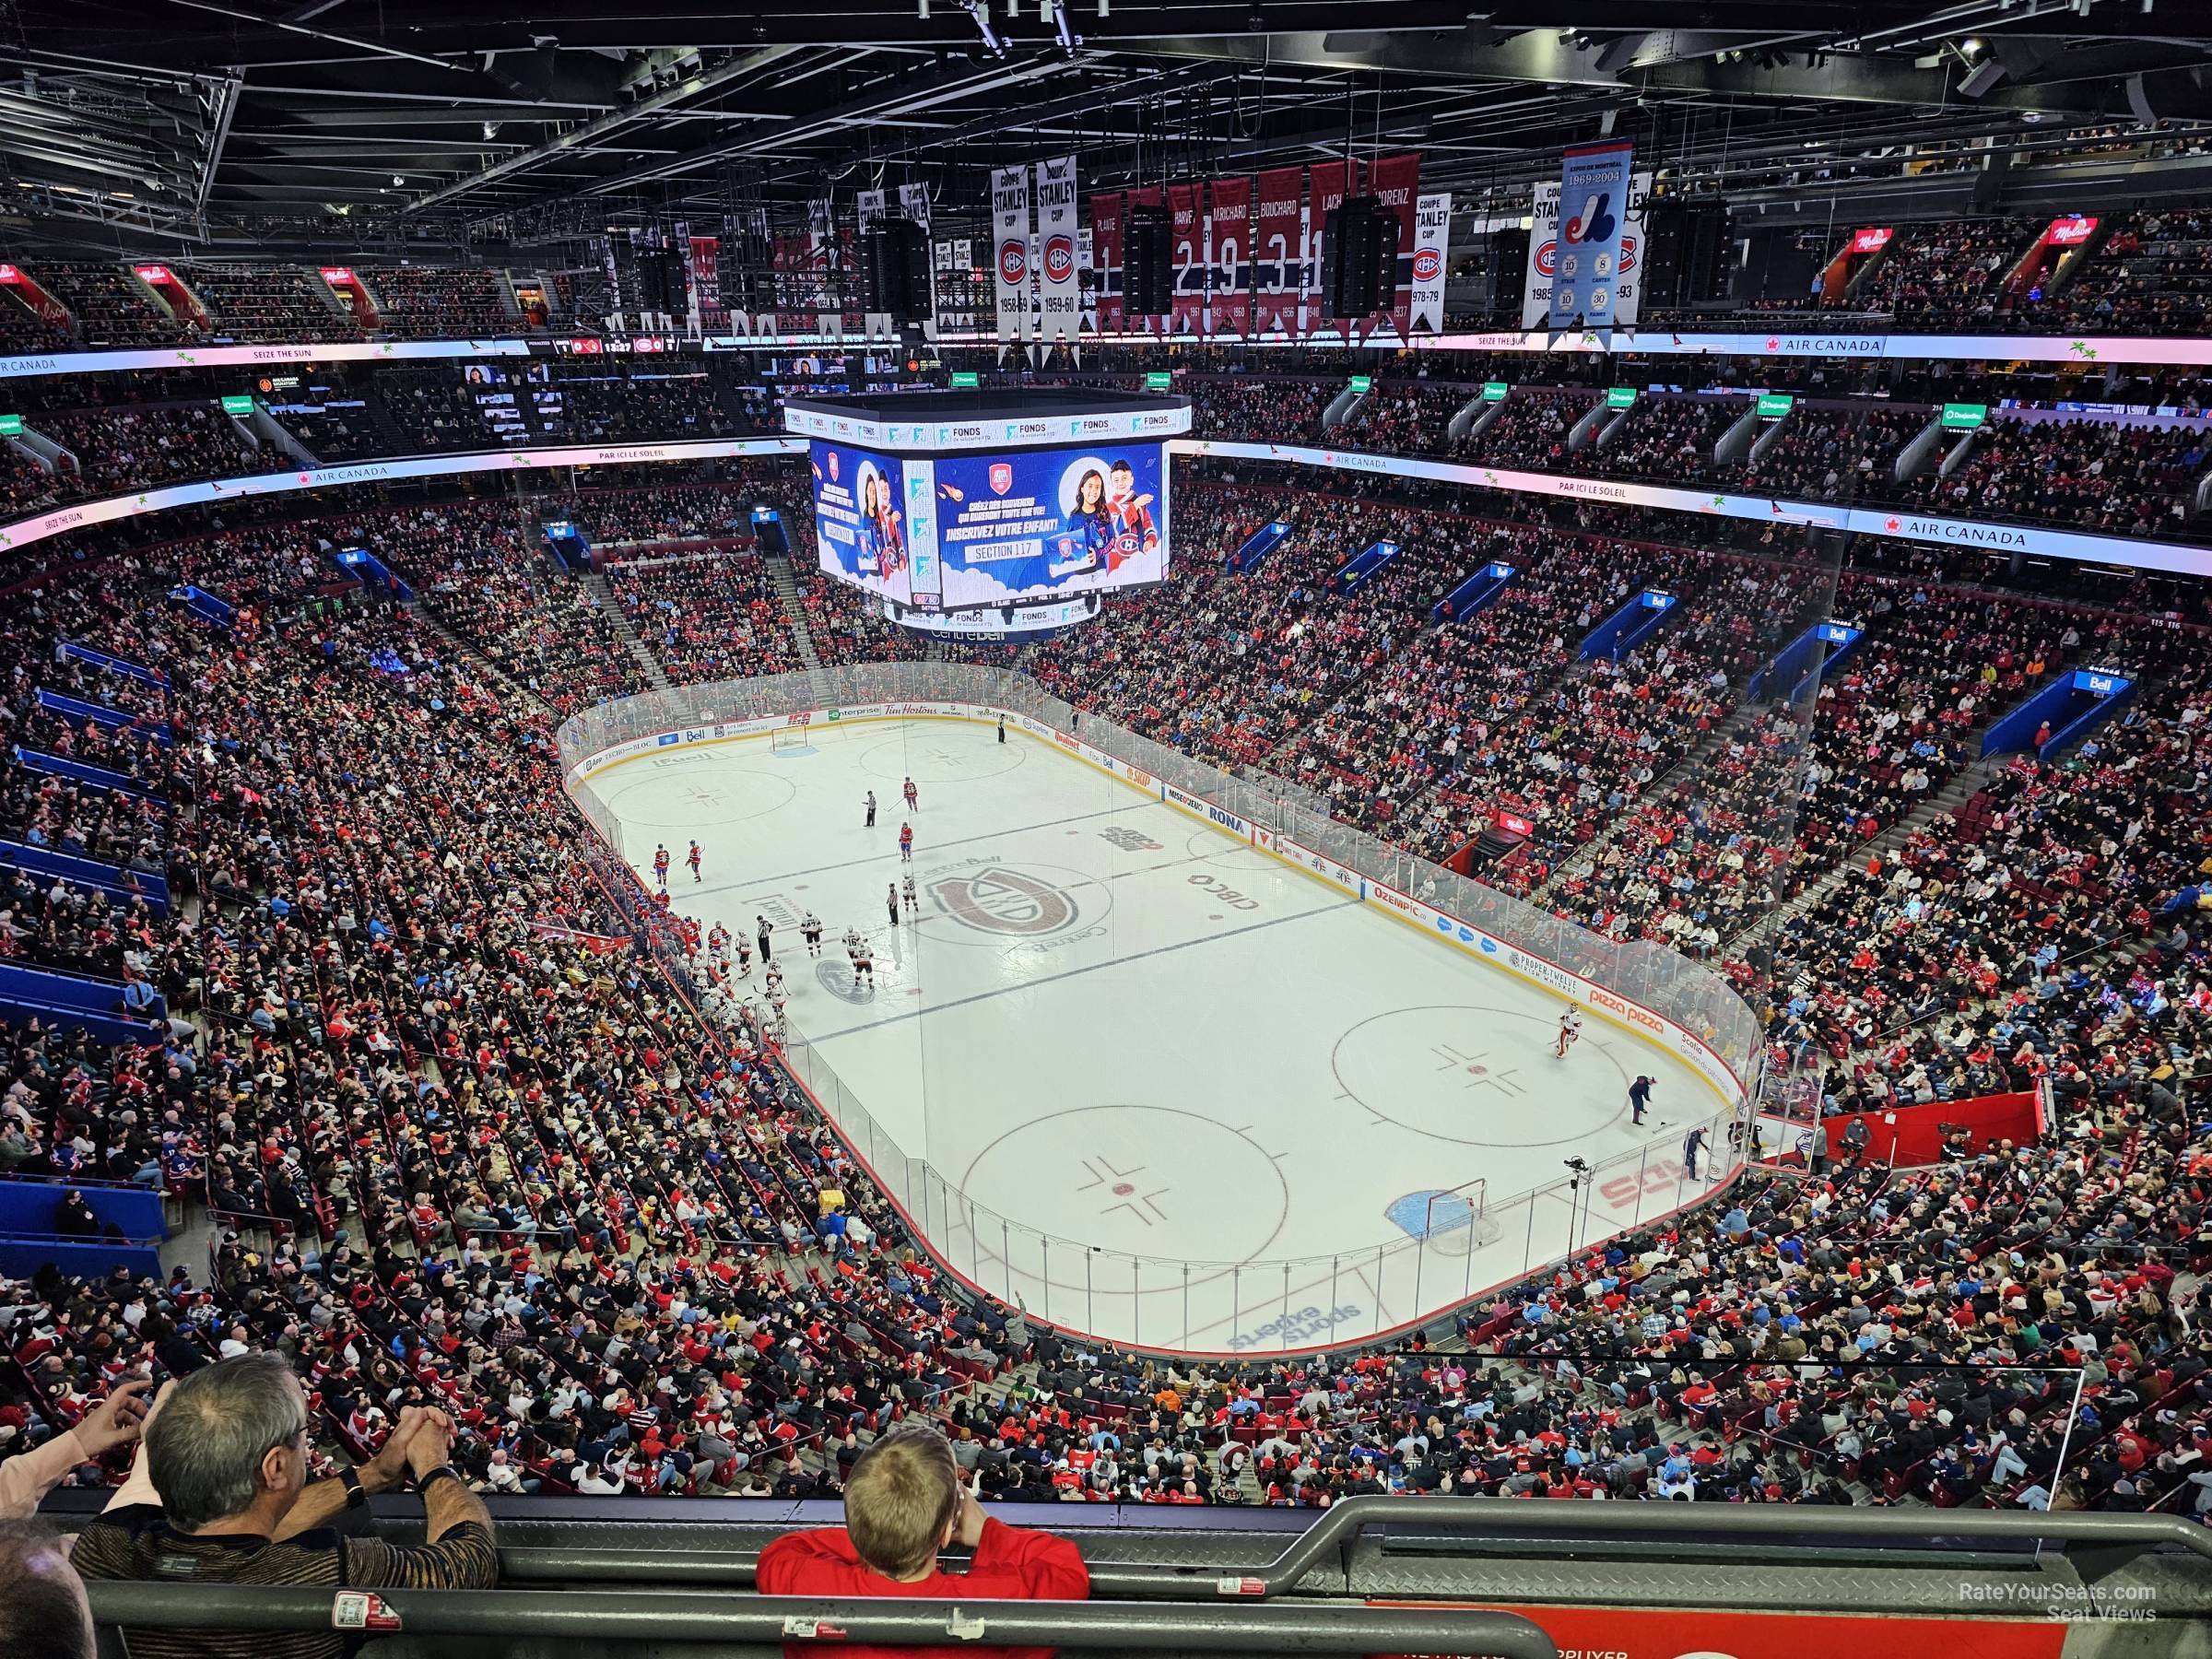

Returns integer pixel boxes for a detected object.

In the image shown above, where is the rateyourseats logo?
[927,864,1079,936]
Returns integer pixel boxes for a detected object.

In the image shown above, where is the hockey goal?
[771,725,811,755]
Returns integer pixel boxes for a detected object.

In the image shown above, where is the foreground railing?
[82,1585,1556,1656]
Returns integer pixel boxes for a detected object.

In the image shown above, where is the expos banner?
[1522,169,1652,329]
[991,165,1032,343]
[1546,140,1635,331]
[932,442,1169,608]
[1035,155,1080,342]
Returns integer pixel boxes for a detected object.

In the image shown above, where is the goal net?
[1418,1179,1500,1255]
[771,725,811,754]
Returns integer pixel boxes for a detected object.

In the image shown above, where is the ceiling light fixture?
[965,0,1007,56]
[1052,0,1082,53]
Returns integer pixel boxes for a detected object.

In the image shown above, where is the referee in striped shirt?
[72,1352,499,1659]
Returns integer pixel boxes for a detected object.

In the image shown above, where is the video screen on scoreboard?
[810,440,918,604]
[933,442,1170,609]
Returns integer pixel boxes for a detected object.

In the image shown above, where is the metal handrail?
[81,1585,1557,1656]
[475,1493,2212,1597]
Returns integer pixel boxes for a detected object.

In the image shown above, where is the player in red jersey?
[652,843,670,889]
[687,840,702,882]
[900,821,914,862]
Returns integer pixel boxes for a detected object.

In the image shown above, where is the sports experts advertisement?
[931,441,1170,608]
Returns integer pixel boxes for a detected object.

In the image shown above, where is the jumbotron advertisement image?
[810,436,1170,610]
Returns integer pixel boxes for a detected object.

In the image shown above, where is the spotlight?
[964,0,1006,56]
[1052,0,1082,53]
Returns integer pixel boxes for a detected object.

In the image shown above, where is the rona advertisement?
[932,443,1170,608]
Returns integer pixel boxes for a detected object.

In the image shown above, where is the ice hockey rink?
[578,714,1734,1353]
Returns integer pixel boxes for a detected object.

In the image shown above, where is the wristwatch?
[338,1467,368,1510]
[415,1464,463,1494]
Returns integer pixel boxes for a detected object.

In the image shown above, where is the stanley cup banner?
[1409,192,1451,334]
[1547,140,1634,331]
[1253,165,1303,336]
[1091,190,1124,335]
[897,182,936,329]
[1169,182,1203,335]
[1035,155,1079,342]
[992,164,1032,343]
[1521,168,1651,329]
[1367,152,1423,338]
[1207,174,1253,336]
[856,188,885,234]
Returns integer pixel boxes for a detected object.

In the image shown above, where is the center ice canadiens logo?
[928,865,1079,936]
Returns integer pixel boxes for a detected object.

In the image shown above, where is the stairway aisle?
[765,556,824,672]
[581,568,673,690]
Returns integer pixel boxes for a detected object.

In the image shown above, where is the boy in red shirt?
[758,1425,1088,1659]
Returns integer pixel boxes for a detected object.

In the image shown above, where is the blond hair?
[844,1425,961,1579]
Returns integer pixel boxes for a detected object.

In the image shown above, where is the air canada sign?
[1876,512,2033,550]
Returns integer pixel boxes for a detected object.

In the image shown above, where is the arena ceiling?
[7,0,2212,256]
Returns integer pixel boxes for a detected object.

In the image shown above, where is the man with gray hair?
[70,1352,499,1659]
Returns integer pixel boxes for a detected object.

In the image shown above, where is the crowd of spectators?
[609,554,802,683]
[4,411,2212,1550]
[1849,218,2041,326]
[1895,414,2209,540]
[38,404,262,500]
[2020,209,2212,337]
[26,265,192,348]
[185,265,357,344]
[362,266,519,338]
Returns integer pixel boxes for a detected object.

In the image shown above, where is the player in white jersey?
[735,934,753,977]
[900,874,918,913]
[801,912,824,956]
[764,959,784,997]
[843,927,874,986]
[1556,1007,1583,1059]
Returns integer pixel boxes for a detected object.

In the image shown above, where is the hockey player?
[844,926,873,987]
[707,921,730,960]
[652,843,671,889]
[764,959,784,999]
[899,821,914,863]
[900,874,918,914]
[801,911,824,957]
[686,840,702,882]
[902,776,919,813]
[1555,1007,1583,1059]
[735,933,753,978]
[887,882,900,930]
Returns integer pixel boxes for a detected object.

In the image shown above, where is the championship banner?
[855,190,888,333]
[674,220,700,331]
[1253,165,1303,336]
[898,182,936,329]
[1547,140,1634,331]
[1207,175,1253,336]
[1169,182,1203,335]
[1090,190,1124,335]
[1367,152,1422,337]
[1305,160,1359,335]
[1409,193,1450,334]
[1035,155,1079,342]
[992,164,1032,343]
[1521,169,1651,329]
[1124,185,1161,335]
[1078,226,1097,334]
[806,196,840,335]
